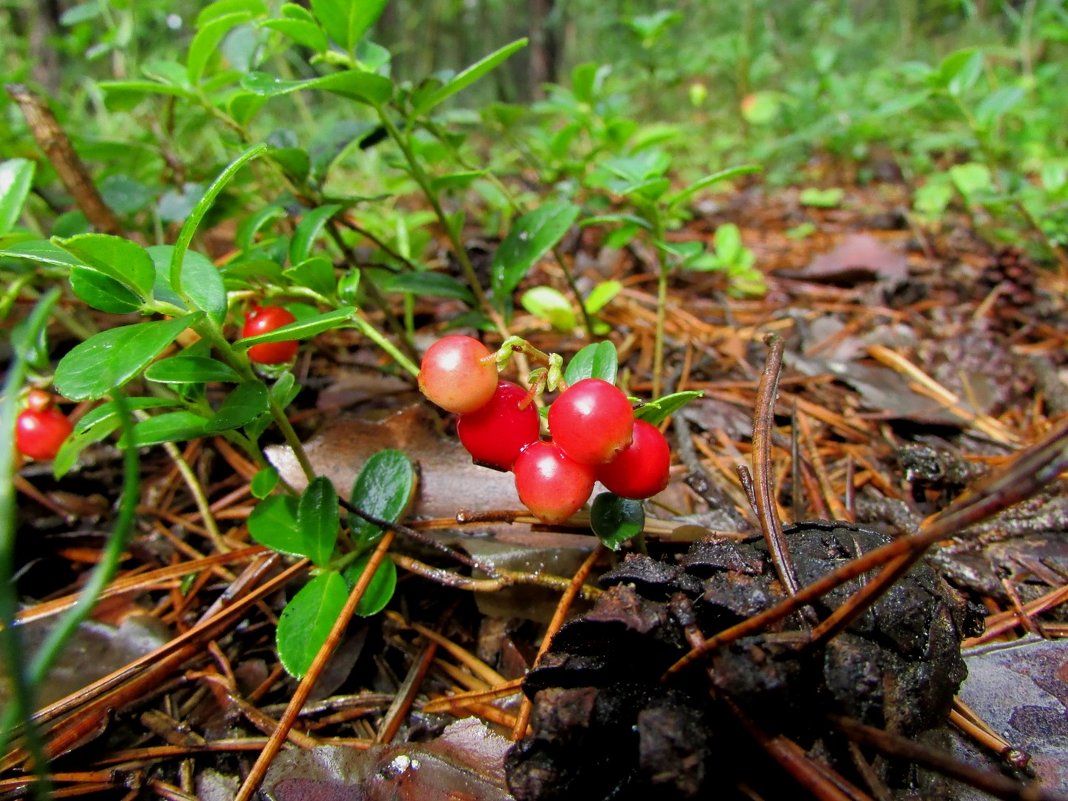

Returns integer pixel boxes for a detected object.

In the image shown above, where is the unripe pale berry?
[513,441,595,524]
[418,335,499,414]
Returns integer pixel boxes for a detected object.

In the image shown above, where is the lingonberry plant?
[416,336,700,545]
[15,389,72,461]
[242,305,299,365]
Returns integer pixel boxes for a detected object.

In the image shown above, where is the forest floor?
[6,178,1068,801]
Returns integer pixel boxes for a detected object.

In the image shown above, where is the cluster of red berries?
[15,389,72,461]
[419,335,670,524]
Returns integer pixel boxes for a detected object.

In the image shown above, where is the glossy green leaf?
[0,158,35,235]
[171,144,267,301]
[564,341,618,385]
[145,355,241,384]
[276,570,348,677]
[349,449,416,547]
[53,397,176,478]
[98,79,196,107]
[975,86,1025,126]
[196,0,266,26]
[284,257,336,298]
[236,204,286,252]
[633,390,702,426]
[290,204,341,264]
[0,239,83,269]
[54,315,199,400]
[261,17,328,52]
[206,381,269,432]
[242,70,393,105]
[247,494,304,555]
[234,306,355,350]
[342,554,396,616]
[250,466,280,499]
[380,271,474,304]
[149,246,227,323]
[590,493,645,551]
[297,476,339,566]
[415,38,527,114]
[491,200,580,301]
[269,147,311,182]
[188,11,257,85]
[309,0,387,53]
[69,266,144,314]
[122,411,210,447]
[521,286,575,332]
[56,233,156,298]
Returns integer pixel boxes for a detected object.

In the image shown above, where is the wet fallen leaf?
[778,233,908,284]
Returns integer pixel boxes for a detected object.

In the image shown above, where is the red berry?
[16,395,73,461]
[418,335,499,414]
[548,378,634,465]
[242,305,299,364]
[513,441,595,524]
[457,381,540,470]
[596,420,671,499]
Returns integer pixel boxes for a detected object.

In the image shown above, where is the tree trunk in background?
[28,0,61,94]
[529,0,557,99]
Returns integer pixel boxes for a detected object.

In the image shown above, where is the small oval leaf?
[342,554,396,617]
[564,341,618,385]
[590,493,645,551]
[276,570,348,677]
[349,449,416,548]
[297,476,340,566]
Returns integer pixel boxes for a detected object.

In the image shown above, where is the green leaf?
[242,70,393,105]
[0,239,83,269]
[206,380,269,432]
[234,306,356,350]
[276,570,348,677]
[975,86,1025,126]
[584,280,622,315]
[54,315,199,401]
[564,341,618,385]
[188,11,257,85]
[297,476,339,566]
[123,410,210,447]
[949,162,993,198]
[149,246,227,324]
[633,390,702,426]
[145,355,241,384]
[521,286,576,332]
[309,0,387,53]
[936,48,983,97]
[250,466,279,499]
[491,201,580,301]
[171,144,267,302]
[342,554,396,616]
[349,449,416,547]
[269,147,311,182]
[236,204,286,252]
[667,164,761,208]
[0,159,35,235]
[414,38,528,115]
[381,271,475,304]
[261,17,328,53]
[53,397,176,478]
[248,494,306,556]
[590,493,645,551]
[290,204,341,264]
[56,233,156,298]
[98,79,196,107]
[196,0,267,26]
[799,187,844,208]
[69,266,144,314]
[284,257,336,298]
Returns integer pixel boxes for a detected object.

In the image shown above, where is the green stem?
[0,291,58,798]
[376,108,512,340]
[651,208,668,399]
[352,312,420,378]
